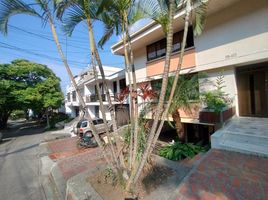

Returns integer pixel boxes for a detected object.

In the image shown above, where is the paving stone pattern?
[176,149,268,200]
[57,148,104,180]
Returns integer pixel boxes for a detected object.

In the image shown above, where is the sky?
[0,13,126,93]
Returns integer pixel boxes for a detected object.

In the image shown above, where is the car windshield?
[81,121,88,128]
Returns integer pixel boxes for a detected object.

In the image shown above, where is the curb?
[66,155,192,200]
[66,166,107,200]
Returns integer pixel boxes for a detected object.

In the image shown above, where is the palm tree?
[97,0,147,169]
[148,0,207,158]
[132,0,207,186]
[55,0,131,170]
[153,74,200,142]
[0,0,113,167]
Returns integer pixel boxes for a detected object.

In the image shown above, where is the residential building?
[111,0,268,142]
[65,66,128,122]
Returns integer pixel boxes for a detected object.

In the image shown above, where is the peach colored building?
[111,0,268,142]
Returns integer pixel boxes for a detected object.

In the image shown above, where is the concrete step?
[212,130,268,157]
[219,139,268,157]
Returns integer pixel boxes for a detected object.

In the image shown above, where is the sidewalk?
[41,137,268,200]
[40,137,105,200]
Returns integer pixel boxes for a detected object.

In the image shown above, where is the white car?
[73,118,112,137]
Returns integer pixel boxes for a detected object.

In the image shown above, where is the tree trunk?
[148,0,192,158]
[0,111,9,129]
[126,0,176,190]
[122,30,135,170]
[172,110,185,142]
[46,110,50,128]
[47,14,113,169]
[124,12,139,168]
[86,14,125,169]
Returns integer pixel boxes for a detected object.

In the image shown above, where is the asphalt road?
[0,121,47,200]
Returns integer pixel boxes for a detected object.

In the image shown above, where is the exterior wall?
[195,0,268,71]
[132,47,148,84]
[146,48,196,77]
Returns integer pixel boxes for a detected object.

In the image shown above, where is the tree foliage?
[0,59,63,128]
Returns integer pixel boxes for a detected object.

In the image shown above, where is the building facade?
[65,66,128,121]
[111,0,268,141]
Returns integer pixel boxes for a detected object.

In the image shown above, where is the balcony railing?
[85,94,106,103]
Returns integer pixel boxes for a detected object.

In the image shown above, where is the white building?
[65,66,127,120]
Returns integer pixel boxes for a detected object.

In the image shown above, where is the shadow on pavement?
[0,143,40,157]
[1,120,46,139]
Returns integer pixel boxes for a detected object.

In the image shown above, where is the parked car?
[73,118,112,137]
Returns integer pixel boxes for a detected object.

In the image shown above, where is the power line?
[8,24,116,52]
[0,41,88,67]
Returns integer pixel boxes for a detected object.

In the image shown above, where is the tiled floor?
[176,149,268,200]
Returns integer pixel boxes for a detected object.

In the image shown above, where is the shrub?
[159,142,206,161]
[10,110,25,120]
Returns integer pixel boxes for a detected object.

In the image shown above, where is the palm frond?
[62,4,86,36]
[0,0,40,35]
[98,23,115,49]
[192,0,208,36]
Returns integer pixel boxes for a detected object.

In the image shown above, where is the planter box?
[199,107,235,124]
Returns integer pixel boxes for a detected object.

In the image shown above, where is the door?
[236,64,268,117]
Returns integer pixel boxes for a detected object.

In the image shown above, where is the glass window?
[146,27,194,62]
[119,79,126,90]
[113,81,117,93]
[97,119,104,124]
[72,91,76,102]
[81,121,88,128]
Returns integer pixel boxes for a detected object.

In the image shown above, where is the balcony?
[85,94,106,103]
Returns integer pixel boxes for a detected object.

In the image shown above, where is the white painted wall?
[131,47,148,84]
[195,0,268,71]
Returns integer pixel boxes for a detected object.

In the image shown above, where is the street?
[0,121,46,200]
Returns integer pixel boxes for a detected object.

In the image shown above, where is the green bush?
[159,142,206,161]
[49,112,69,128]
[10,110,25,120]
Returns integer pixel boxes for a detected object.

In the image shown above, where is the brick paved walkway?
[47,137,94,160]
[176,149,268,200]
[57,148,104,180]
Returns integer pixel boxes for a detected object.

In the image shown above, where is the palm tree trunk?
[47,14,113,168]
[124,12,139,168]
[172,110,185,142]
[122,26,135,170]
[86,17,119,169]
[126,0,176,190]
[148,0,192,157]
[86,16,126,169]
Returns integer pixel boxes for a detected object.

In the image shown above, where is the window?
[67,93,70,102]
[113,81,117,93]
[119,79,126,90]
[81,121,88,128]
[146,27,194,61]
[72,91,76,102]
[94,106,99,118]
[97,119,104,124]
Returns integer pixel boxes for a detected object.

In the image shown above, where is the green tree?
[0,59,63,129]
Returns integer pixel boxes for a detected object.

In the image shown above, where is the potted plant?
[199,73,235,123]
